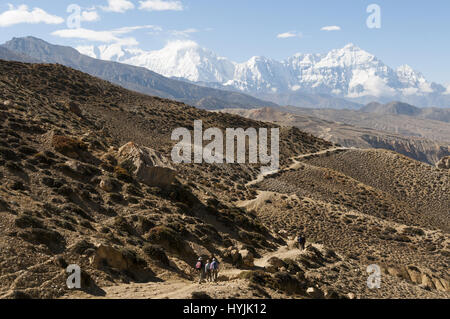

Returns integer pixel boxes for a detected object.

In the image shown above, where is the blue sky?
[0,0,449,84]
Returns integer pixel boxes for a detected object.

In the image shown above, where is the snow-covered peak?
[285,53,323,69]
[122,40,235,83]
[316,43,377,68]
[78,41,443,100]
[396,64,433,95]
[397,64,424,81]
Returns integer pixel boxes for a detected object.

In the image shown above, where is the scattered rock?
[347,292,356,299]
[99,177,114,192]
[306,287,324,299]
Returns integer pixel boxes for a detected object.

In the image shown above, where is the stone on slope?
[117,142,176,187]
[240,249,255,268]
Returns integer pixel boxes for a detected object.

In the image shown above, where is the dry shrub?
[52,135,87,158]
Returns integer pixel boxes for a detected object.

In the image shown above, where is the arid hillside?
[0,60,448,300]
[242,148,449,298]
[222,107,450,165]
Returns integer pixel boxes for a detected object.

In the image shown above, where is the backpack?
[210,261,218,270]
[195,261,202,270]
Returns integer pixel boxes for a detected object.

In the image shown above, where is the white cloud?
[52,28,138,46]
[0,4,64,27]
[101,0,135,13]
[171,28,198,37]
[52,24,161,46]
[277,31,302,39]
[139,0,184,11]
[81,10,100,22]
[321,25,341,31]
[114,25,162,33]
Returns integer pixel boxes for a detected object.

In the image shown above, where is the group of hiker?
[195,257,220,284]
[194,234,306,284]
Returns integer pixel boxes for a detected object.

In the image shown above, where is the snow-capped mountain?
[77,41,450,107]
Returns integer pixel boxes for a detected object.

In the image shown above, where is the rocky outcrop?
[117,142,176,187]
[436,156,450,169]
[382,265,450,292]
[91,245,154,281]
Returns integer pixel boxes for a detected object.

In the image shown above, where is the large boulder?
[436,156,450,169]
[91,245,134,271]
[117,142,176,187]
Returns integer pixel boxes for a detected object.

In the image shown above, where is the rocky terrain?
[0,59,448,299]
[222,107,450,165]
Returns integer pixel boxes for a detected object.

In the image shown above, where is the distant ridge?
[362,101,422,116]
[362,101,450,122]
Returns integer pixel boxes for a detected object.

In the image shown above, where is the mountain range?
[0,37,277,111]
[78,40,450,108]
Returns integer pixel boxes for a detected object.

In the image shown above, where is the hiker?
[195,257,205,283]
[210,258,220,282]
[298,234,306,251]
[205,259,212,282]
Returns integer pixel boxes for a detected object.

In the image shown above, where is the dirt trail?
[240,147,348,209]
[62,240,307,299]
[254,242,304,268]
[287,147,348,170]
[246,147,348,187]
